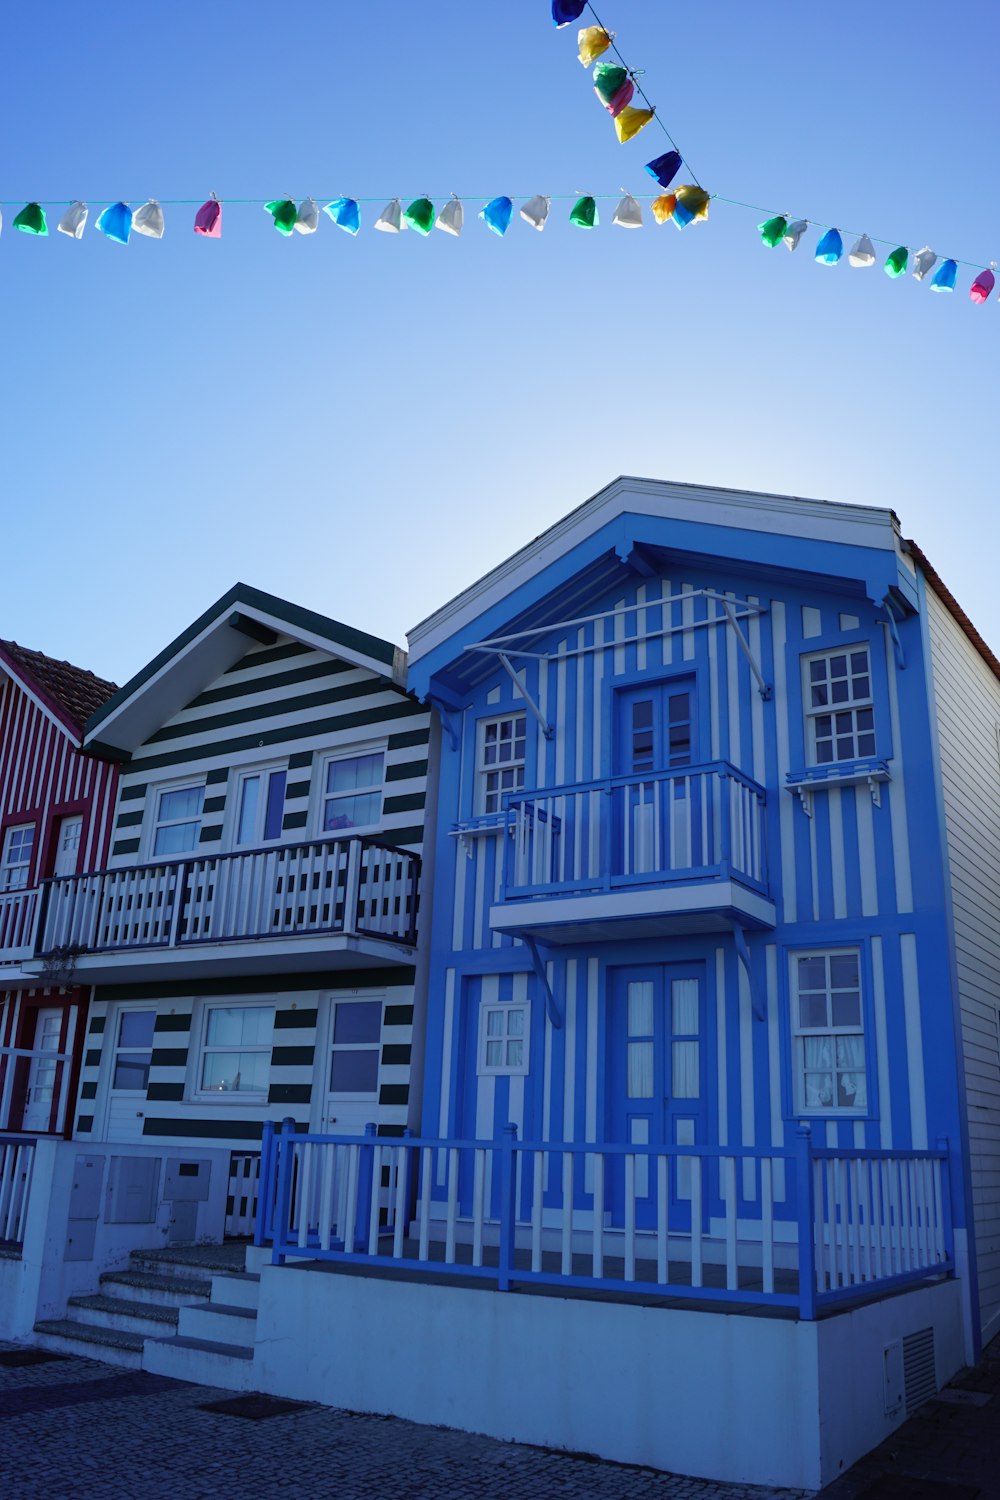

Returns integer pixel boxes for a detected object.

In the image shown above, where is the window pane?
[672,979,698,1035]
[207,1006,274,1047]
[323,791,381,831]
[840,1069,867,1109]
[237,776,261,845]
[330,1049,379,1093]
[672,1041,699,1097]
[159,786,204,821]
[831,991,861,1027]
[113,1057,150,1090]
[799,993,829,1029]
[829,953,858,988]
[485,1040,503,1066]
[505,1038,524,1068]
[627,1041,654,1097]
[627,981,654,1037]
[333,1001,382,1044]
[327,754,384,795]
[119,1012,156,1047]
[485,1009,503,1038]
[804,1072,835,1108]
[798,957,826,991]
[506,1008,525,1038]
[263,771,287,841]
[154,821,200,856]
[201,1051,270,1093]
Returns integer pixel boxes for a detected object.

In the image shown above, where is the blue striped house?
[402,475,999,1363]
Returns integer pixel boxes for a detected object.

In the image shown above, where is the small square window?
[791,949,867,1115]
[197,1003,274,1097]
[1,824,35,891]
[803,647,876,765]
[320,752,385,834]
[478,1001,530,1076]
[477,715,527,815]
[152,783,205,857]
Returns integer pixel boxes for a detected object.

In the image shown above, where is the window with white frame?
[791,950,867,1113]
[477,714,526,815]
[803,647,876,765]
[320,751,385,834]
[152,783,205,857]
[196,1003,275,1096]
[478,1000,529,1076]
[1,824,34,890]
[233,764,288,846]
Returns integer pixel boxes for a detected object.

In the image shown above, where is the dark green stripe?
[120,783,148,802]
[145,677,410,748]
[383,792,425,815]
[225,642,309,673]
[142,1116,265,1140]
[113,838,141,856]
[85,1048,102,1067]
[203,795,226,815]
[384,1004,414,1027]
[206,767,229,785]
[130,701,424,774]
[147,1083,185,1102]
[381,1044,411,1066]
[77,1114,94,1133]
[151,1048,188,1068]
[115,810,143,828]
[80,1081,97,1100]
[268,1083,311,1104]
[388,729,428,751]
[271,1046,314,1067]
[282,811,308,830]
[275,1007,318,1030]
[154,1013,192,1032]
[375,826,423,849]
[88,1015,106,1034]
[96,972,412,1002]
[378,1083,408,1106]
[377,1124,406,1138]
[284,780,311,801]
[199,824,223,842]
[288,751,314,770]
[193,657,354,709]
[386,759,428,783]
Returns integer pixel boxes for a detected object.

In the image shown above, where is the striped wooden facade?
[75,608,431,1157]
[407,478,994,1353]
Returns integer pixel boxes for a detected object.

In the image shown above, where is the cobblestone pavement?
[0,1343,804,1500]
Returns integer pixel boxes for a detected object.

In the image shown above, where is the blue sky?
[5,0,998,685]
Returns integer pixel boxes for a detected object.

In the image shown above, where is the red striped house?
[0,640,118,1136]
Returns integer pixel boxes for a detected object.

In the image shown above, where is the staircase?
[32,1243,260,1388]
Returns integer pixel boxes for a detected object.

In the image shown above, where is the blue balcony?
[489,761,775,943]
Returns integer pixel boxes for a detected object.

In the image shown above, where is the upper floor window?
[234,765,287,847]
[804,647,876,765]
[791,950,867,1114]
[477,1000,529,1076]
[197,1003,275,1097]
[478,713,526,814]
[152,783,204,857]
[1,824,34,890]
[321,751,384,834]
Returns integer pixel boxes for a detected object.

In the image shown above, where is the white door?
[54,816,83,878]
[323,997,384,1135]
[23,1007,67,1132]
[104,1007,157,1140]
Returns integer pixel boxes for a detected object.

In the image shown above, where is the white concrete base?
[143,1333,256,1390]
[251,1267,965,1491]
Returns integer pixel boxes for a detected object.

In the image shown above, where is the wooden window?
[197,1004,275,1097]
[320,751,385,834]
[1,824,34,890]
[152,783,205,857]
[478,714,526,815]
[803,647,876,765]
[478,1001,529,1076]
[233,764,288,847]
[791,950,867,1114]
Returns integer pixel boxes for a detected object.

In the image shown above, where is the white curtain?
[672,1041,699,1098]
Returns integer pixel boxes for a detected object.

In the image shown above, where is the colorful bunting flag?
[552,0,587,25]
[13,202,47,235]
[194,195,222,237]
[848,234,876,268]
[570,194,598,228]
[96,201,132,245]
[758,215,787,249]
[294,198,320,234]
[930,258,957,293]
[375,198,404,233]
[520,195,551,230]
[577,26,612,67]
[435,195,464,236]
[970,267,996,304]
[132,199,165,238]
[480,196,513,236]
[614,105,654,144]
[613,193,643,228]
[651,192,677,224]
[404,197,435,235]
[57,201,88,240]
[593,62,634,117]
[673,185,710,229]
[644,151,681,189]
[911,247,937,281]
[324,197,361,235]
[884,245,908,277]
[265,199,298,235]
[782,219,808,251]
[814,228,844,265]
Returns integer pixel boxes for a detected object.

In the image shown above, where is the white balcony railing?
[0,888,42,963]
[501,761,767,900]
[36,835,420,959]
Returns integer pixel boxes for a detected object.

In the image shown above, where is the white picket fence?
[0,1136,36,1246]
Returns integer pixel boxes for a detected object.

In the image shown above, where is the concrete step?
[210,1270,261,1311]
[131,1245,249,1279]
[143,1333,256,1392]
[100,1269,212,1307]
[66,1293,178,1339]
[178,1302,257,1350]
[33,1318,145,1370]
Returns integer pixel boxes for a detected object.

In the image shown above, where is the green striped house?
[54,585,434,1186]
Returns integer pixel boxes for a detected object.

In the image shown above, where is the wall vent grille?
[903,1326,937,1415]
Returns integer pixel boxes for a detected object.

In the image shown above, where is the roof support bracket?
[498,652,553,740]
[729,920,766,1022]
[524,935,561,1028]
[880,595,905,671]
[720,599,771,700]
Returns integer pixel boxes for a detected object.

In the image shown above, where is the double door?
[614,680,700,877]
[606,963,705,1230]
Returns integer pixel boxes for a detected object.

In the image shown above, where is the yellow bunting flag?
[577,25,612,67]
[651,193,677,224]
[614,105,655,144]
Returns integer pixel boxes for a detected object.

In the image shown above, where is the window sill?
[189,1094,271,1106]
[786,758,890,814]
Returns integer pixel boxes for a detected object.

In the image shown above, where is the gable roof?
[85,582,405,760]
[0,638,118,741]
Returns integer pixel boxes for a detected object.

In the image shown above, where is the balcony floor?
[490,878,776,944]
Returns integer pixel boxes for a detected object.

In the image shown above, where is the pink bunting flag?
[194,195,222,237]
[970,267,996,304]
[605,79,635,117]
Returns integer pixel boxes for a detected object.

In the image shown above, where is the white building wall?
[926,585,1000,1342]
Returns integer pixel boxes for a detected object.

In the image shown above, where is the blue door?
[613,680,698,878]
[606,963,706,1231]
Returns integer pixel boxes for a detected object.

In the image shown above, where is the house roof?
[0,638,118,741]
[904,539,1000,687]
[85,582,405,760]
